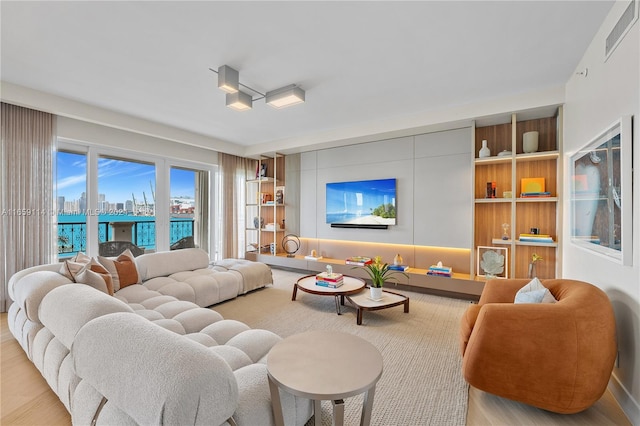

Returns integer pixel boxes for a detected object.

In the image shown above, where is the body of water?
[57,214,194,256]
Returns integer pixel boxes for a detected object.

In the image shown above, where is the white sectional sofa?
[7,248,313,425]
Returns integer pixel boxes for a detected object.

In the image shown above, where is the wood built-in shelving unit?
[245,153,286,255]
[473,107,562,279]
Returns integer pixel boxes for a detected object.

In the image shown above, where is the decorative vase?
[370,286,383,301]
[528,263,536,278]
[393,253,403,265]
[523,131,539,153]
[479,140,490,158]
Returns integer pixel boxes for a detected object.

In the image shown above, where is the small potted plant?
[356,256,409,300]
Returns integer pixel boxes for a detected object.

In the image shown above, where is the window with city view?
[98,155,157,251]
[57,150,87,255]
[57,147,209,258]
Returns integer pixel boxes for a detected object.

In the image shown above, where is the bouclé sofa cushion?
[135,248,210,281]
[73,312,239,426]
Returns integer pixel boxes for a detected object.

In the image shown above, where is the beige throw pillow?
[59,254,114,295]
[59,252,93,280]
[98,249,140,291]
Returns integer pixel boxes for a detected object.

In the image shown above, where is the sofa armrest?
[477,279,531,305]
[73,312,239,426]
[459,304,482,356]
[39,284,134,349]
[12,271,73,323]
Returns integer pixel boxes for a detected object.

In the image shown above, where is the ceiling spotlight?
[226,91,252,111]
[218,65,239,93]
[265,85,306,109]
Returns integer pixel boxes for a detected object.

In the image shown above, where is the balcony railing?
[58,219,194,256]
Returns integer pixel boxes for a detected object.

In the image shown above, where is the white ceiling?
[1,1,613,154]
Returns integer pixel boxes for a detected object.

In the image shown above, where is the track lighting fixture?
[217,65,239,93]
[265,85,305,109]
[210,66,305,111]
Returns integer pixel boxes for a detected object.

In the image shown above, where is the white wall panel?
[316,137,413,169]
[300,131,472,248]
[414,153,471,247]
[300,168,318,238]
[414,127,471,158]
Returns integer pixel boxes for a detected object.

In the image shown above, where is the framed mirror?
[570,115,633,265]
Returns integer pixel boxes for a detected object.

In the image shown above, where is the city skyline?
[57,152,196,207]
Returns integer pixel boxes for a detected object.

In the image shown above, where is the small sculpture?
[481,250,504,278]
[502,223,510,240]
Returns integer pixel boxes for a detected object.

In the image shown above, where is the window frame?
[57,138,217,258]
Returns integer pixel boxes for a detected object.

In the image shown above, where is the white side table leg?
[332,399,345,426]
[314,399,323,426]
[268,375,285,426]
[360,385,376,426]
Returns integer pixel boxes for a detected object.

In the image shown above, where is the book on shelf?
[518,234,554,243]
[304,255,323,261]
[388,264,409,271]
[315,280,343,288]
[427,270,453,277]
[520,192,551,198]
[316,272,343,282]
[427,262,452,277]
[345,256,372,266]
[521,177,545,193]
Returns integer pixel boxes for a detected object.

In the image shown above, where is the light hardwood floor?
[1,313,630,425]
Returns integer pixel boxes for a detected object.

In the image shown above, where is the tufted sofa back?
[135,247,210,281]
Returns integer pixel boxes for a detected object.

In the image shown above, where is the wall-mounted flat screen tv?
[326,178,396,229]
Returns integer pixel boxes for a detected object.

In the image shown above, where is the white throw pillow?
[514,277,557,304]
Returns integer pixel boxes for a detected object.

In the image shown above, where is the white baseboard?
[609,374,640,425]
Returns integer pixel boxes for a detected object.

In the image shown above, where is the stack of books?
[315,272,344,288]
[427,264,453,277]
[519,233,554,243]
[520,191,552,198]
[345,256,372,266]
[388,264,409,271]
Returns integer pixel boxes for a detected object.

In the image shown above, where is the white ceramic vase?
[523,131,539,153]
[370,286,383,301]
[479,140,490,158]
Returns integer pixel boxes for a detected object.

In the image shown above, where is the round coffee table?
[267,330,383,426]
[292,274,365,314]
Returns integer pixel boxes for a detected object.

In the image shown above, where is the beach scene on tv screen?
[326,178,396,225]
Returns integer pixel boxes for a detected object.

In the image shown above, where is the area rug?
[213,268,470,426]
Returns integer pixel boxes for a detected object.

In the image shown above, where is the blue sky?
[56,152,195,204]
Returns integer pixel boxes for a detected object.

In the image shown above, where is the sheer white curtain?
[218,153,254,259]
[194,169,209,252]
[1,103,56,312]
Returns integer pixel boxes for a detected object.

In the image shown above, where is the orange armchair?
[460,278,617,414]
